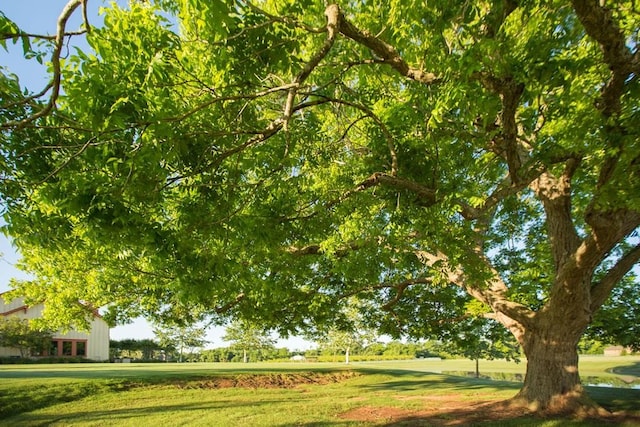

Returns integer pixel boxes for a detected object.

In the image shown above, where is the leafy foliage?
[1,0,639,411]
[0,317,52,357]
[313,299,377,363]
[110,338,163,360]
[153,323,207,362]
[223,320,276,363]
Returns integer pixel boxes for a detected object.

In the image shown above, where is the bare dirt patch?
[339,406,418,424]
[173,371,360,390]
[338,397,640,426]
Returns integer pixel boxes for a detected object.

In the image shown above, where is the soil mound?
[174,371,359,390]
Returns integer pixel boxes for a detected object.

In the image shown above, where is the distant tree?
[317,329,357,364]
[154,323,207,362]
[363,342,386,356]
[578,338,606,356]
[223,320,275,363]
[0,317,52,357]
[110,338,162,360]
[315,300,377,364]
[110,338,138,359]
[200,347,236,363]
[137,338,162,360]
[583,274,640,352]
[451,318,520,378]
[381,341,410,357]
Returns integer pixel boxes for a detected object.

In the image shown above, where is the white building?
[0,292,110,361]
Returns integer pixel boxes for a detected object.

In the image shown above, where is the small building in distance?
[603,345,634,357]
[0,292,109,361]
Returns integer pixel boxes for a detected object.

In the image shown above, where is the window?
[48,339,88,357]
[76,341,86,356]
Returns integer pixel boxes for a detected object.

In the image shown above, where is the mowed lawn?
[0,356,638,426]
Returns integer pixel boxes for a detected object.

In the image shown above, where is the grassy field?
[0,356,638,426]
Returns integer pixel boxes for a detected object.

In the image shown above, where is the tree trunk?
[475,358,479,378]
[511,325,605,416]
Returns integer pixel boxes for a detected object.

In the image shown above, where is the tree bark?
[507,308,606,416]
[515,331,582,412]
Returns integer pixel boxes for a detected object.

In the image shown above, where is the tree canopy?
[1,0,639,414]
[153,322,208,362]
[0,317,52,357]
[223,319,276,363]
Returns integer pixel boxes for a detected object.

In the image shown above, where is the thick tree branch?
[417,250,536,327]
[476,73,528,184]
[531,166,582,272]
[590,242,640,312]
[480,0,518,37]
[380,277,432,311]
[81,0,90,33]
[550,211,640,318]
[287,241,362,257]
[571,0,639,117]
[330,277,432,310]
[214,293,246,314]
[333,6,438,85]
[325,172,435,211]
[283,5,340,129]
[466,157,552,221]
[585,207,640,245]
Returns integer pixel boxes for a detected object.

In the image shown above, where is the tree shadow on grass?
[277,395,640,427]
[609,360,640,378]
[5,398,286,426]
[586,385,640,413]
[339,369,640,426]
[0,364,354,382]
[354,367,521,393]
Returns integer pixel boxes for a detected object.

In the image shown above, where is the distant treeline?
[109,339,465,362]
[109,337,610,363]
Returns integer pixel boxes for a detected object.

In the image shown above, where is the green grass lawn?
[0,356,638,426]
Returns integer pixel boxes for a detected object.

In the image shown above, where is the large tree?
[1,0,639,414]
[223,320,276,363]
[313,298,377,364]
[154,322,207,362]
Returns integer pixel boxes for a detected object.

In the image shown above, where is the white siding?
[0,345,21,357]
[87,316,110,360]
[0,294,110,361]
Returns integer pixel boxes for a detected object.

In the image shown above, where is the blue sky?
[0,2,311,350]
[0,1,162,343]
[1,1,103,293]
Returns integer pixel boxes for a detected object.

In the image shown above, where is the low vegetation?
[0,357,638,426]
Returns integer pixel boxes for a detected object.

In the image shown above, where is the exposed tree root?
[510,388,611,418]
